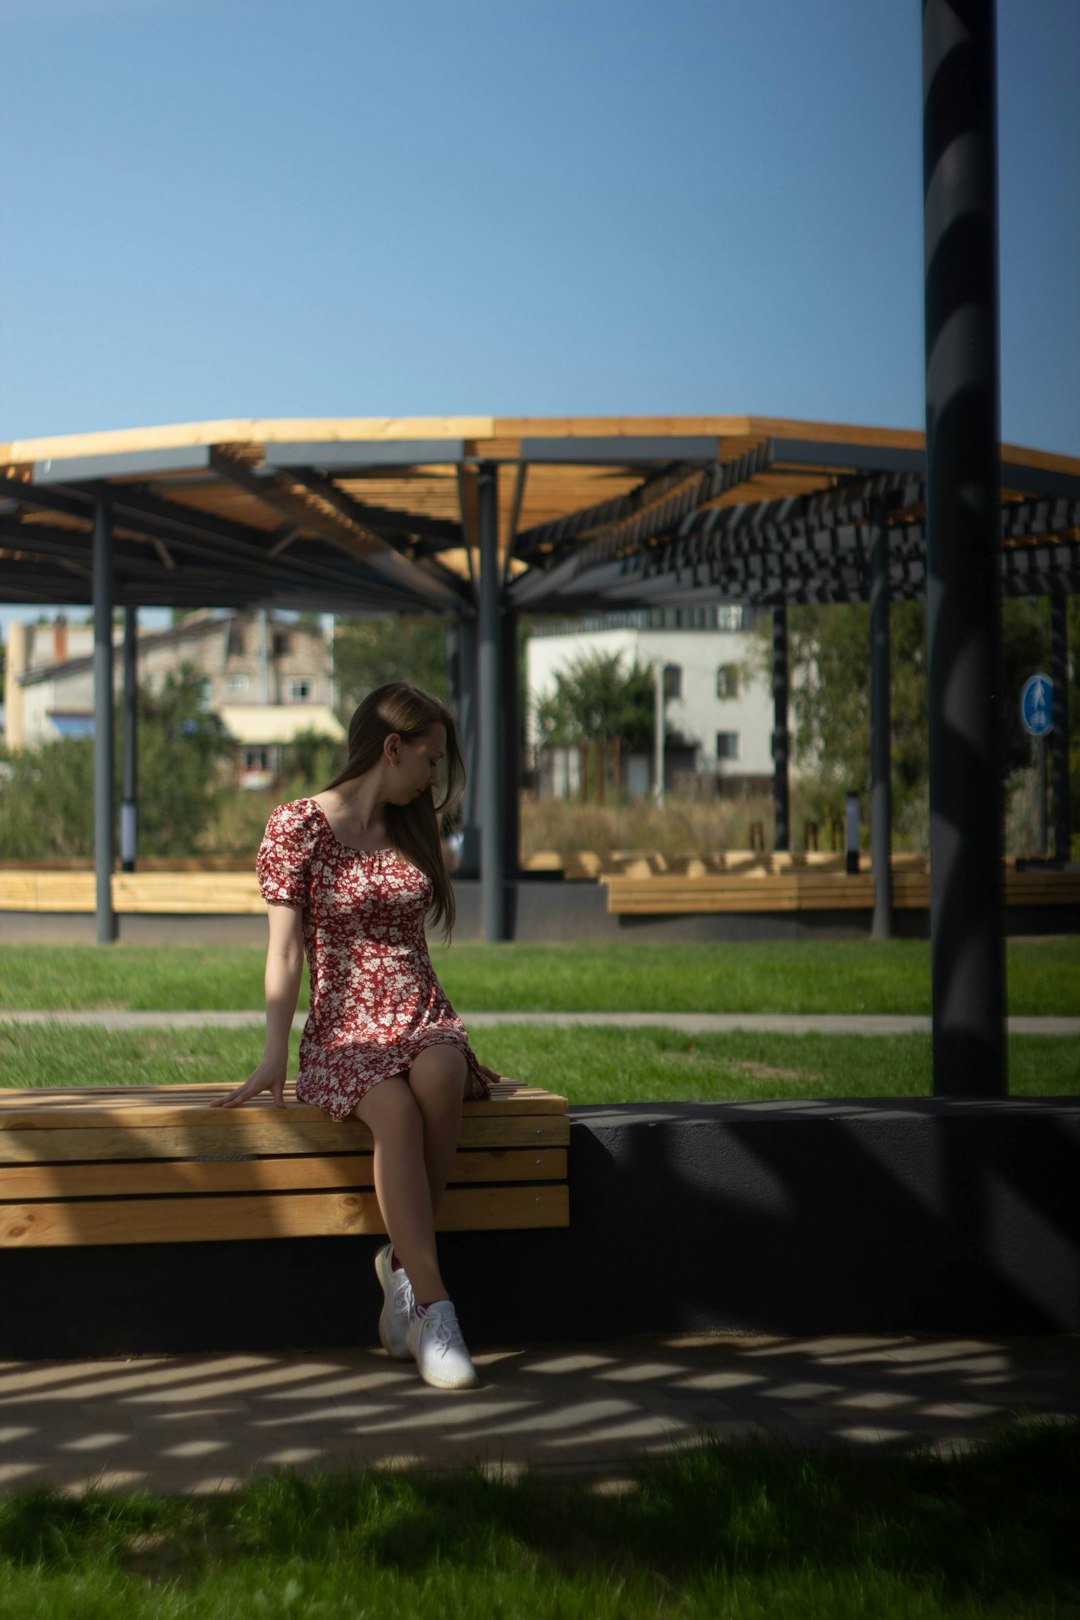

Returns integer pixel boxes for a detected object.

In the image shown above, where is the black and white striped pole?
[923,0,1006,1095]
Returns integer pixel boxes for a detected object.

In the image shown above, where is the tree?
[0,736,96,858]
[334,616,448,717]
[533,650,655,750]
[280,727,342,793]
[767,594,1075,847]
[134,666,233,854]
[782,600,930,838]
[0,664,233,858]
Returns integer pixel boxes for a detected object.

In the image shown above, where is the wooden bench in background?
[3,855,1075,917]
[0,871,267,914]
[0,1082,569,1248]
[522,849,932,881]
[604,860,1080,915]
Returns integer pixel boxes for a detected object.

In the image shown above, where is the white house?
[526,604,778,797]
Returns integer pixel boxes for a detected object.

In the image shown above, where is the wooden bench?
[604,870,890,914]
[0,871,267,914]
[0,1082,569,1248]
[604,861,1080,916]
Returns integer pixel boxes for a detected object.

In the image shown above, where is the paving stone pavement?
[0,1331,1076,1495]
[3,1008,1079,1035]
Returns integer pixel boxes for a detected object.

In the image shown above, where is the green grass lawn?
[1,938,1078,1016]
[1,1421,1076,1620]
[3,939,1074,1100]
[3,1022,1077,1100]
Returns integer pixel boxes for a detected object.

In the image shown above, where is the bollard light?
[845,792,860,876]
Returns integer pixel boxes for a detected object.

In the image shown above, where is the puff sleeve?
[256,801,318,908]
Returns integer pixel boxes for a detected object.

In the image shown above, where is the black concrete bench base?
[4,1099,1078,1357]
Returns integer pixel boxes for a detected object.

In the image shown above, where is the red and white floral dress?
[256,798,490,1122]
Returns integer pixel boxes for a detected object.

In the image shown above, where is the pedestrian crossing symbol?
[1020,674,1053,737]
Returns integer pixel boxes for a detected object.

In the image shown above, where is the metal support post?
[771,606,790,852]
[501,607,521,880]
[869,509,893,937]
[446,619,462,713]
[653,660,665,804]
[477,462,505,941]
[121,605,138,873]
[444,620,460,868]
[1049,590,1070,862]
[1037,737,1048,858]
[451,616,480,878]
[923,0,1006,1095]
[92,501,117,943]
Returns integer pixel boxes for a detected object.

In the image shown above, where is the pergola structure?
[4,415,1076,614]
[2,414,1076,945]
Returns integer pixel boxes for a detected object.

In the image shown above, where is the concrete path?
[0,1330,1075,1495]
[2,1008,1078,1035]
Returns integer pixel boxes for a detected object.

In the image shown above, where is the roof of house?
[15,609,325,686]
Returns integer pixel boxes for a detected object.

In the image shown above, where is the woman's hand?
[213,1058,288,1110]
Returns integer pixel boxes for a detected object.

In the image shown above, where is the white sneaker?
[406,1300,480,1390]
[374,1243,414,1360]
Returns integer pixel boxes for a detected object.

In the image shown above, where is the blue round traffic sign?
[1020,674,1053,737]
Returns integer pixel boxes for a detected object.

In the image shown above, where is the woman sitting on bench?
[215,682,500,1391]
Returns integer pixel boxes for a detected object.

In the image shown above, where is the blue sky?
[0,0,1076,466]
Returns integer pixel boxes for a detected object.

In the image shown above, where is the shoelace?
[393,1270,414,1317]
[428,1311,464,1355]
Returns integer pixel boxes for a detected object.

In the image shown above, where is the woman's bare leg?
[354,1078,446,1305]
[407,1044,470,1219]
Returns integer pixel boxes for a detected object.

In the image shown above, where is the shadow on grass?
[1,1419,1078,1613]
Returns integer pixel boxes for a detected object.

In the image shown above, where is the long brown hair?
[323,682,465,937]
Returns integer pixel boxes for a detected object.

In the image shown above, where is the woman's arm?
[213,904,305,1109]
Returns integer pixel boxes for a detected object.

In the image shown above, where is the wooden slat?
[0,1080,563,1113]
[492,415,746,438]
[0,1113,570,1165]
[0,857,254,872]
[3,417,495,464]
[0,1146,566,1199]
[0,871,259,914]
[0,1183,569,1246]
[1003,874,1080,905]
[112,874,264,914]
[0,876,40,903]
[0,872,95,912]
[0,1082,566,1127]
[605,867,1080,915]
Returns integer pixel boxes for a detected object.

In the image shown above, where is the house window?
[716,663,740,700]
[716,604,745,632]
[663,663,683,700]
[227,674,249,693]
[287,678,312,702]
[226,624,246,657]
[244,747,270,771]
[273,631,291,657]
[715,732,739,760]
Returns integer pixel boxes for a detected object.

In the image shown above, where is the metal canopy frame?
[4,420,1077,618]
[2,414,1077,988]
